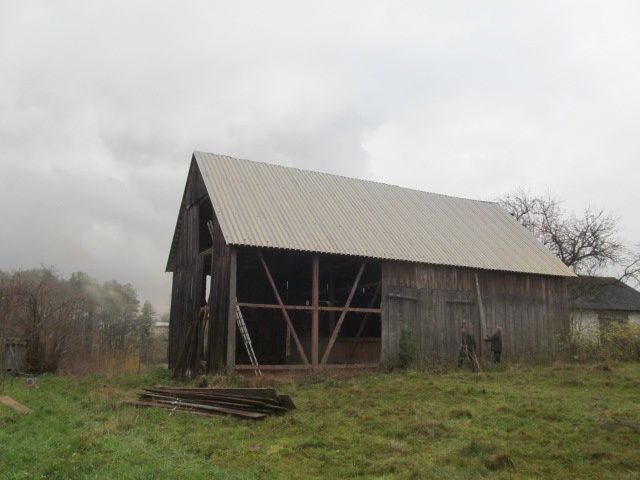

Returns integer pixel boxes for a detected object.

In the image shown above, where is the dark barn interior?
[235,248,382,368]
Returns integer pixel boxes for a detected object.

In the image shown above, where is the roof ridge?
[193,151,498,206]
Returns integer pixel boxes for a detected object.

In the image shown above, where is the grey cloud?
[1,1,639,312]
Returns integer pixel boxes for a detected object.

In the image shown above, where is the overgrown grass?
[1,363,640,479]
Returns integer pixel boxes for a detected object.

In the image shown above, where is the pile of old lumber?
[128,387,295,420]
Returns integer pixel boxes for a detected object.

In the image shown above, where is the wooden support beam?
[348,283,381,361]
[238,302,312,311]
[322,306,381,313]
[257,251,310,365]
[236,302,381,314]
[321,261,367,364]
[329,270,336,332]
[226,248,237,374]
[312,256,320,366]
[235,363,379,371]
[0,395,31,415]
[474,272,488,358]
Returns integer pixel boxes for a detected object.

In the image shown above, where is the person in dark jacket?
[457,325,478,371]
[484,326,503,363]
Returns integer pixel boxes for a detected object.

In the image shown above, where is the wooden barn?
[166,152,574,375]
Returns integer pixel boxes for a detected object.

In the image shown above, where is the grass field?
[1,363,639,479]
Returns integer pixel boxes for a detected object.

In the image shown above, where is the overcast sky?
[1,1,639,313]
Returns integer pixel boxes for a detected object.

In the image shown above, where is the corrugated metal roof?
[168,151,575,277]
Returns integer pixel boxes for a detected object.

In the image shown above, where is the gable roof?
[569,276,640,312]
[166,151,574,277]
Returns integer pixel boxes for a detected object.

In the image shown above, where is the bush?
[398,325,415,369]
[569,322,640,362]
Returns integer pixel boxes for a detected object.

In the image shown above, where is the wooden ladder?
[234,300,262,376]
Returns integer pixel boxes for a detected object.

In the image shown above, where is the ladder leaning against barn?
[234,300,262,376]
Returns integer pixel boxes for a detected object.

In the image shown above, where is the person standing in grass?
[484,326,503,364]
[457,325,478,371]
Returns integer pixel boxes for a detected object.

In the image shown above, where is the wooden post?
[329,270,336,332]
[474,272,488,358]
[321,262,367,364]
[312,256,320,366]
[226,247,237,374]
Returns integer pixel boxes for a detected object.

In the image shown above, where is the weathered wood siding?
[207,216,232,372]
[381,262,569,367]
[168,160,231,373]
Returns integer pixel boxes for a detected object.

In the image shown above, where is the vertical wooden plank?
[328,269,336,332]
[474,272,487,358]
[380,263,390,368]
[311,255,320,366]
[388,293,400,366]
[226,247,237,374]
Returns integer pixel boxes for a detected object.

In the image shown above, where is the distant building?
[152,321,169,335]
[3,338,27,374]
[569,276,640,337]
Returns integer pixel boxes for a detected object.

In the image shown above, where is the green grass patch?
[1,364,640,479]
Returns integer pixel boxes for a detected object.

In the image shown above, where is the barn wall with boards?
[381,262,569,367]
[167,162,232,376]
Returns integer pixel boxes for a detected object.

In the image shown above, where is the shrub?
[568,322,640,362]
[398,325,415,369]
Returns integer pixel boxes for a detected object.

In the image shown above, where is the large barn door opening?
[234,248,382,371]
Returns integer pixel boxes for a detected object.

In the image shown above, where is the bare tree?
[0,267,159,374]
[498,190,639,286]
[11,268,87,372]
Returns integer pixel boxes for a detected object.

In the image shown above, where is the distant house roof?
[569,276,640,312]
[166,151,574,277]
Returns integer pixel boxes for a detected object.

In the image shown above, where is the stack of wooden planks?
[128,387,295,420]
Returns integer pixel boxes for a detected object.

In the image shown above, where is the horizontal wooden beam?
[235,363,379,371]
[237,302,381,314]
[322,306,381,314]
[238,302,311,311]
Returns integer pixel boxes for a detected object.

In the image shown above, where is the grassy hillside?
[1,363,639,479]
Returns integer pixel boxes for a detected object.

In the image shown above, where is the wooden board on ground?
[0,395,32,415]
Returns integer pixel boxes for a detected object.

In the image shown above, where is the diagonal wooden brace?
[348,283,381,360]
[321,261,367,364]
[257,251,310,365]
